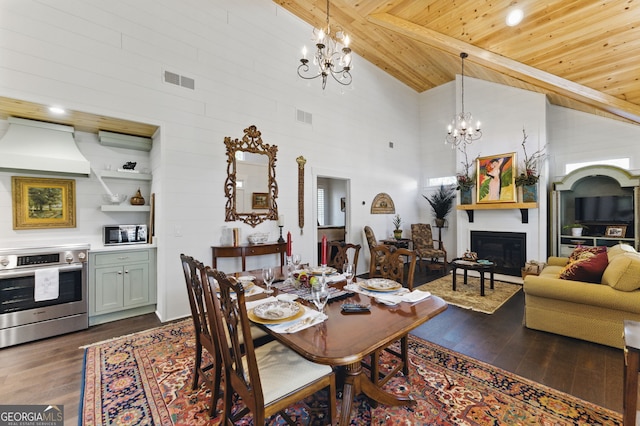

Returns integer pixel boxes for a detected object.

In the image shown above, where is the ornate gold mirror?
[224,125,278,227]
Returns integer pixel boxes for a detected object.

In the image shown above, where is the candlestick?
[321,235,327,266]
[277,226,285,243]
[286,232,292,256]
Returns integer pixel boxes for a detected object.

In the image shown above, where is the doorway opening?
[316,176,349,265]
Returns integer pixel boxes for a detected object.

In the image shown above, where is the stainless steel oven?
[0,244,89,348]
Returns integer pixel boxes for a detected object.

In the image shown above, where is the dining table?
[233,266,447,425]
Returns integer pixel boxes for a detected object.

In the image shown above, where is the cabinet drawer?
[94,250,150,266]
[246,245,283,255]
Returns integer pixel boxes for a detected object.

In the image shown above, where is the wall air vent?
[296,109,312,125]
[164,70,195,90]
[99,131,152,152]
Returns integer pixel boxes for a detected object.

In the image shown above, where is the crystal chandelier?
[445,52,482,148]
[297,0,352,89]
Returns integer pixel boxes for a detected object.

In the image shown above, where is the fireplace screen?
[471,231,526,276]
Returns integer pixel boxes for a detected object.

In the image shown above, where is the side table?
[381,238,412,250]
[451,258,495,296]
[624,320,640,426]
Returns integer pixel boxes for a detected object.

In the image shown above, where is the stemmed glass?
[262,266,275,294]
[311,275,330,313]
[292,254,302,271]
[343,263,355,285]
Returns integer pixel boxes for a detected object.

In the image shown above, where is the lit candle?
[302,45,307,60]
[278,215,284,226]
[286,232,292,256]
[321,235,327,266]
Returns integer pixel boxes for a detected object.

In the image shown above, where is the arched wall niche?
[555,165,640,191]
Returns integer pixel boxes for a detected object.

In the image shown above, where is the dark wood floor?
[0,269,625,425]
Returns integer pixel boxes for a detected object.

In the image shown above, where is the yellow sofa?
[523,244,640,349]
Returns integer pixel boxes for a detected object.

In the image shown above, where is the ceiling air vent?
[164,70,195,90]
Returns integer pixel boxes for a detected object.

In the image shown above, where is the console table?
[211,242,286,271]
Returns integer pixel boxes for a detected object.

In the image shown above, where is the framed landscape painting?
[476,152,517,203]
[252,192,269,209]
[12,176,76,229]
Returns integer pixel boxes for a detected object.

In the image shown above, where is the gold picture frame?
[12,176,76,229]
[605,225,627,238]
[251,192,269,209]
[476,152,517,203]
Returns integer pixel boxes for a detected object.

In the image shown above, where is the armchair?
[411,223,447,273]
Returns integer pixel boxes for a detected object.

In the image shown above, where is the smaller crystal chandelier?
[297,0,352,89]
[445,52,482,148]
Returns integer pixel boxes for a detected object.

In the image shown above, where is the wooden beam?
[367,12,640,124]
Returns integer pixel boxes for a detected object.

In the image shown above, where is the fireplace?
[471,231,526,276]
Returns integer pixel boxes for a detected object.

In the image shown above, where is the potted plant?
[563,223,588,237]
[457,146,478,204]
[392,214,403,239]
[423,184,456,228]
[515,128,546,202]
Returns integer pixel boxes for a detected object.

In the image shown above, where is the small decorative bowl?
[102,194,128,205]
[248,233,269,244]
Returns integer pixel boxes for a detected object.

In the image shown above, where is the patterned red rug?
[80,318,622,425]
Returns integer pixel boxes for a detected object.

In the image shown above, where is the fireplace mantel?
[457,202,537,223]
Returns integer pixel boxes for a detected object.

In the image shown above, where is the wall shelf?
[99,170,152,181]
[101,205,150,212]
[457,202,538,223]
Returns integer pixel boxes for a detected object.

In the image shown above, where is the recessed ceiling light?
[506,8,524,26]
[48,106,66,115]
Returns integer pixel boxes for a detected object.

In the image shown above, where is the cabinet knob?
[118,271,123,275]
[125,270,129,273]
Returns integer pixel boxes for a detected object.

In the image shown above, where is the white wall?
[0,0,421,322]
[2,1,640,322]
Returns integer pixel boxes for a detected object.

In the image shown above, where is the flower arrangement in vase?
[514,128,546,188]
[457,146,478,204]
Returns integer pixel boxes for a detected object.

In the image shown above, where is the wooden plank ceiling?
[275,0,640,125]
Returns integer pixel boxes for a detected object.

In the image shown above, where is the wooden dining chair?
[327,241,361,274]
[203,268,337,425]
[364,226,396,277]
[180,254,221,417]
[363,245,417,388]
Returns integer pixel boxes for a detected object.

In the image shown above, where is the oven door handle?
[0,263,84,278]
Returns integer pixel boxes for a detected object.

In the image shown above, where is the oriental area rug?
[80,318,622,425]
[416,274,522,314]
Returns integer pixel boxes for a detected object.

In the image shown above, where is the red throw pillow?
[569,245,606,263]
[560,250,609,283]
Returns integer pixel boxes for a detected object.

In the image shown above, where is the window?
[427,176,457,187]
[566,159,629,174]
[317,187,325,226]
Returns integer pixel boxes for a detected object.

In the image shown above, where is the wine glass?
[343,263,354,285]
[262,267,275,294]
[292,254,302,271]
[311,275,330,313]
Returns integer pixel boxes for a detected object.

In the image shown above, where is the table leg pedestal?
[624,348,639,426]
[340,362,416,425]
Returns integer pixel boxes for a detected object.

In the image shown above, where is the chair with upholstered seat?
[363,244,417,387]
[364,226,395,277]
[411,223,447,273]
[203,268,337,425]
[180,254,221,417]
[327,241,361,274]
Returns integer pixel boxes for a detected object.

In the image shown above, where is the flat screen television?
[575,195,634,222]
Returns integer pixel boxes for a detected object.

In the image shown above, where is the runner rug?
[80,318,621,425]
[416,274,521,314]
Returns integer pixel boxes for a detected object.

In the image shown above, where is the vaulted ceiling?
[275,0,640,125]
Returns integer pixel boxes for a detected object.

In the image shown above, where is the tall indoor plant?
[423,184,456,227]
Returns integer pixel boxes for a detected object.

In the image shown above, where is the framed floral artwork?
[476,153,517,203]
[12,176,76,229]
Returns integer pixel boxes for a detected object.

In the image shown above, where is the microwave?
[104,224,148,245]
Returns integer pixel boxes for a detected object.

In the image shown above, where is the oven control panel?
[0,245,89,271]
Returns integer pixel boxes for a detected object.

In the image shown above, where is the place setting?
[345,278,432,305]
[245,291,328,334]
